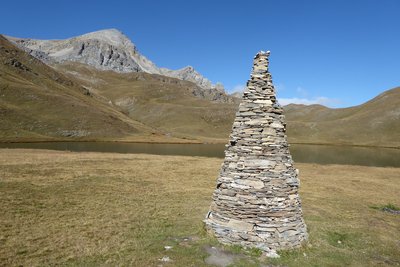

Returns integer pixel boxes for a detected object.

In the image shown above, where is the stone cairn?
[205,51,308,252]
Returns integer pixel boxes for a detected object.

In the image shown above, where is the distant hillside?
[1,32,399,147]
[54,62,239,142]
[0,35,238,143]
[0,35,168,142]
[284,87,400,148]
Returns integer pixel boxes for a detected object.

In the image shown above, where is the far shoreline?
[0,138,399,150]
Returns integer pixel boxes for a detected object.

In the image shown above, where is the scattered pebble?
[264,250,280,258]
[337,240,342,244]
[303,252,307,257]
[159,256,171,262]
[164,246,173,250]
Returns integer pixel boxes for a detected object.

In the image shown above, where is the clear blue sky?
[1,0,399,107]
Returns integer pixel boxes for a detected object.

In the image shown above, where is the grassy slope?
[0,36,187,143]
[42,62,400,147]
[0,149,399,266]
[284,87,400,147]
[56,62,239,142]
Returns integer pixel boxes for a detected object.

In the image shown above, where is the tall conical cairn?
[205,51,308,252]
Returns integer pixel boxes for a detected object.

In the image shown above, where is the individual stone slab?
[204,51,308,252]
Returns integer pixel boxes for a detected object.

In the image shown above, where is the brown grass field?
[0,149,399,266]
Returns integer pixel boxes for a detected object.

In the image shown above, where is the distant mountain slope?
[1,31,399,147]
[0,35,238,142]
[56,60,399,147]
[0,35,162,142]
[5,29,223,91]
[55,62,239,142]
[284,87,400,147]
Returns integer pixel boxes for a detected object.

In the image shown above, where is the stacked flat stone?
[205,51,308,252]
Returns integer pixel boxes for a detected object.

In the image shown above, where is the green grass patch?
[327,231,353,247]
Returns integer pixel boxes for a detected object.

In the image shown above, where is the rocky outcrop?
[205,51,308,252]
[160,66,213,90]
[230,91,243,99]
[6,29,149,73]
[5,29,224,91]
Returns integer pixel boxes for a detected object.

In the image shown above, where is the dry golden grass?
[0,149,399,266]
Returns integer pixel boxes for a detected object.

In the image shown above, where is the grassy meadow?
[0,149,399,266]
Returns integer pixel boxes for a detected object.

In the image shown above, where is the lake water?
[0,142,399,168]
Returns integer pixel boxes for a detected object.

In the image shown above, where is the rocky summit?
[5,29,223,91]
[205,51,308,252]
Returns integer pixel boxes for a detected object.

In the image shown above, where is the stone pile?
[205,51,308,252]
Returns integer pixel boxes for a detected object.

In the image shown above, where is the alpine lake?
[0,142,399,168]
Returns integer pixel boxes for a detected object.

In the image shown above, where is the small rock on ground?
[158,256,171,262]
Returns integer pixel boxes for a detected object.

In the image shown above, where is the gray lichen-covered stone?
[205,51,308,251]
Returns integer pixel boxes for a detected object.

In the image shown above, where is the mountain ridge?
[1,32,399,147]
[283,86,400,147]
[0,35,237,143]
[5,29,223,91]
[0,34,152,141]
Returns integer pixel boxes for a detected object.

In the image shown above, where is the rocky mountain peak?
[159,65,213,89]
[5,29,225,92]
[182,66,194,71]
[77,29,131,47]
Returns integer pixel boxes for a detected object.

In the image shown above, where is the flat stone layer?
[205,51,308,251]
